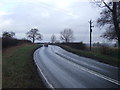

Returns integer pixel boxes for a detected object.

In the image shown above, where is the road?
[34,45,119,88]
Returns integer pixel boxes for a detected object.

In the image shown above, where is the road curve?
[34,45,119,88]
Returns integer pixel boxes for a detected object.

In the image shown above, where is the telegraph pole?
[89,20,94,51]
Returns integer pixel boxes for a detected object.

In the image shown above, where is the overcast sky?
[0,0,111,43]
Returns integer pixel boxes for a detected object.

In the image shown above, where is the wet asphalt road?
[34,45,119,88]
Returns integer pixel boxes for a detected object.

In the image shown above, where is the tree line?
[2,28,74,48]
[26,28,74,43]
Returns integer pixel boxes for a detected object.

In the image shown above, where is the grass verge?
[2,44,46,88]
[58,45,120,67]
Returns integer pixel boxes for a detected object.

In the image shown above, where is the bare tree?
[93,1,120,47]
[51,34,56,43]
[60,29,74,43]
[2,31,15,38]
[26,28,42,43]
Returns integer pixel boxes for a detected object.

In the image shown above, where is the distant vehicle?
[44,44,48,47]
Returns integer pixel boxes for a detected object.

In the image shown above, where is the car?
[44,44,48,47]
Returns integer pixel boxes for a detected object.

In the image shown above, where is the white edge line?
[33,50,55,89]
[55,51,120,86]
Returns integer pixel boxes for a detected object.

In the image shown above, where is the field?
[2,44,46,88]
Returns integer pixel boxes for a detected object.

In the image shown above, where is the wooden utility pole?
[89,20,94,51]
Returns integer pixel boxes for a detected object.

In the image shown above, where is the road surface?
[34,45,119,88]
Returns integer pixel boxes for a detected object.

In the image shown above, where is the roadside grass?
[58,45,120,67]
[2,44,46,88]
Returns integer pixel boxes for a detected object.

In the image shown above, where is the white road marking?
[33,50,55,89]
[55,51,120,86]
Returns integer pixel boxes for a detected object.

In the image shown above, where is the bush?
[2,38,18,48]
[60,42,86,50]
[2,38,32,49]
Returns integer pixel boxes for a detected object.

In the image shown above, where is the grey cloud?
[1,1,104,43]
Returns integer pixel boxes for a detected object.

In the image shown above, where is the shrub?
[60,42,86,50]
[2,38,32,49]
